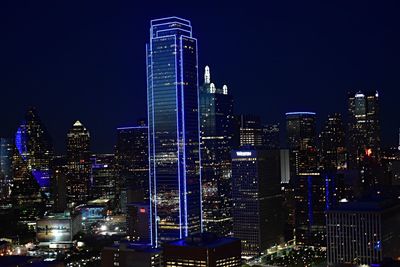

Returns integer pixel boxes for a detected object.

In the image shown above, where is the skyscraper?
[146,17,202,245]
[320,113,347,170]
[0,138,13,200]
[200,65,235,235]
[66,120,91,206]
[12,107,54,217]
[347,91,380,168]
[262,123,280,149]
[231,149,283,257]
[115,122,149,211]
[286,112,317,175]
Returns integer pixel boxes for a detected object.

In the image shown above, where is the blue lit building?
[146,17,202,245]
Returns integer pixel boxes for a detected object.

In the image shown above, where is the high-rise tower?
[199,65,235,235]
[146,17,202,245]
[66,120,91,206]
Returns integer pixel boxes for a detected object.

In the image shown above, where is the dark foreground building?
[101,242,162,267]
[164,233,242,267]
[327,199,400,266]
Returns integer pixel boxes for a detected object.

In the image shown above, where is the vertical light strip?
[175,35,183,239]
[194,37,204,232]
[180,36,188,237]
[145,43,153,246]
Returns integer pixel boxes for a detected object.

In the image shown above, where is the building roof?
[167,233,240,249]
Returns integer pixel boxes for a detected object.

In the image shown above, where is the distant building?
[293,172,335,247]
[231,149,283,257]
[36,211,82,249]
[280,149,291,184]
[320,113,347,170]
[239,114,264,148]
[164,233,241,267]
[90,154,116,200]
[126,202,150,242]
[12,107,54,220]
[0,138,13,200]
[200,65,235,235]
[52,156,67,212]
[327,199,400,266]
[347,91,380,168]
[115,122,148,212]
[262,123,280,149]
[66,120,91,206]
[286,112,318,175]
[101,242,162,267]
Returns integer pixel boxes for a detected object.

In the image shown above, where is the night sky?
[1,1,400,153]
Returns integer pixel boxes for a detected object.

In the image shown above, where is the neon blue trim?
[285,112,316,115]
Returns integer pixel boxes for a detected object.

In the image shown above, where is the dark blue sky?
[1,1,399,153]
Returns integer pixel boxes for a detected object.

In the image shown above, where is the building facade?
[164,233,241,267]
[66,120,91,206]
[231,149,282,257]
[200,65,235,235]
[147,17,202,244]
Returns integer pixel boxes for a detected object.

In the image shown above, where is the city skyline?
[1,1,400,152]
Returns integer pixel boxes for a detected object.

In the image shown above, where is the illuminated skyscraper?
[200,65,235,235]
[146,17,202,245]
[347,91,380,168]
[66,120,91,206]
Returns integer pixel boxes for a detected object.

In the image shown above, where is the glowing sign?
[236,151,252,157]
[365,148,372,157]
[139,208,146,213]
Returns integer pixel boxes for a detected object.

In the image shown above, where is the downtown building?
[12,107,54,219]
[114,121,149,212]
[327,199,400,266]
[164,233,241,267]
[347,91,380,168]
[200,65,235,236]
[231,148,283,257]
[0,138,13,202]
[66,120,91,206]
[146,17,202,245]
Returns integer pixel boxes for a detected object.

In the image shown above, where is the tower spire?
[204,65,210,84]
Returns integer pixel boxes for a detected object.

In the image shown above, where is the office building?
[66,120,91,206]
[262,123,280,149]
[164,233,241,267]
[146,17,202,244]
[327,199,400,266]
[200,65,235,235]
[347,91,380,168]
[293,172,335,247]
[286,112,318,175]
[115,122,148,211]
[320,113,347,170]
[90,154,116,200]
[101,242,162,267]
[126,202,150,242]
[239,114,264,148]
[231,149,283,257]
[0,138,13,200]
[12,108,54,218]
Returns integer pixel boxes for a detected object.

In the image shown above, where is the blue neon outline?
[179,36,189,237]
[175,35,183,239]
[285,112,316,116]
[151,16,191,25]
[117,126,148,130]
[145,43,154,247]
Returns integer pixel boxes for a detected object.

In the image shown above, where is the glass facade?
[147,17,202,245]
